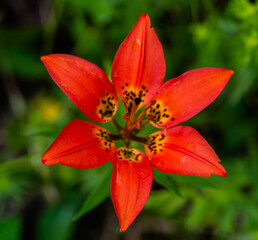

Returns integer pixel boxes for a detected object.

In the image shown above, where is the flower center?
[121,83,149,112]
[110,92,170,148]
[120,96,156,147]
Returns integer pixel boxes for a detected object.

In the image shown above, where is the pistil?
[121,98,155,147]
[130,100,156,130]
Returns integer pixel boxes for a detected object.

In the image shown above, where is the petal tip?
[139,13,151,27]
[40,55,50,62]
[41,158,46,164]
[223,68,234,77]
[218,162,227,177]
[209,161,227,177]
[40,54,60,63]
[140,13,149,19]
[221,168,227,177]
[40,55,46,62]
[42,150,58,165]
[41,154,49,165]
[213,166,227,177]
[228,69,234,76]
[120,226,128,232]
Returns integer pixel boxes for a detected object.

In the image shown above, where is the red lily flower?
[41,14,234,232]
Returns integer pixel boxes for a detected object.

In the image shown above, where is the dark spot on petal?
[134,97,141,105]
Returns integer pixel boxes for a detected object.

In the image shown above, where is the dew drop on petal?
[181,155,187,164]
[163,128,168,136]
[133,38,142,51]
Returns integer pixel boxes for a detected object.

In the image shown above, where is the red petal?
[42,119,115,168]
[111,14,165,108]
[147,68,234,128]
[144,126,226,177]
[41,54,118,123]
[111,148,153,232]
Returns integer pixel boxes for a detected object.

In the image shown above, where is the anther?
[122,113,130,120]
[132,100,157,127]
[151,100,156,106]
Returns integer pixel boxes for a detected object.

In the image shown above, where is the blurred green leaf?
[173,174,226,188]
[1,0,258,238]
[73,165,112,220]
[153,168,181,197]
[38,201,75,240]
[0,217,22,240]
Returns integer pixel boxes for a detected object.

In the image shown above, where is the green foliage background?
[0,0,257,239]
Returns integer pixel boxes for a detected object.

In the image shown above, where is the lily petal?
[111,14,165,109]
[147,68,234,128]
[144,126,226,177]
[41,54,118,123]
[42,119,115,168]
[111,148,153,232]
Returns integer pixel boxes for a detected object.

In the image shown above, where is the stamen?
[122,113,130,120]
[132,100,157,129]
[151,100,157,106]
[136,120,142,130]
[121,96,140,121]
[129,100,139,121]
[121,97,129,114]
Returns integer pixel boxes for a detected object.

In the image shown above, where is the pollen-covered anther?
[97,92,116,121]
[144,133,166,155]
[94,127,114,152]
[150,100,156,106]
[117,148,142,162]
[147,100,173,125]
